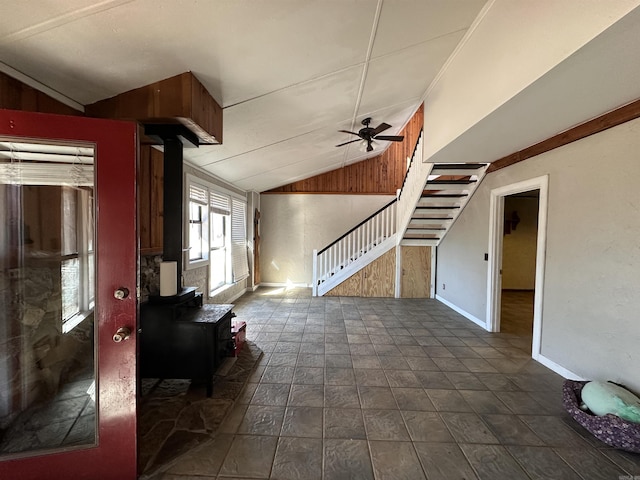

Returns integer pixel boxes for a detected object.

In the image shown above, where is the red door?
[0,109,138,479]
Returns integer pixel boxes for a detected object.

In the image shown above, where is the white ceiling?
[0,0,486,192]
[2,1,640,193]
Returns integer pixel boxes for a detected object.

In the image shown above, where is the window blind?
[210,191,231,215]
[231,198,249,282]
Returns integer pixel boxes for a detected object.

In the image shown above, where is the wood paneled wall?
[139,145,164,254]
[0,72,82,116]
[265,104,424,194]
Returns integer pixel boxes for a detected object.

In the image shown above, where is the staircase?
[312,130,489,296]
[401,163,489,246]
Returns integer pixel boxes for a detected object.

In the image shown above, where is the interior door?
[401,246,431,298]
[0,109,138,479]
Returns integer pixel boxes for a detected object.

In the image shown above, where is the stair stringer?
[317,233,397,296]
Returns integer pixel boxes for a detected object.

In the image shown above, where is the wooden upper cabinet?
[139,145,164,254]
[86,72,223,145]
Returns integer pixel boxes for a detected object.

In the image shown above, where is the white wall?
[502,196,538,290]
[436,117,640,391]
[260,194,393,285]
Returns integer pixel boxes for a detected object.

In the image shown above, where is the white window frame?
[185,174,249,293]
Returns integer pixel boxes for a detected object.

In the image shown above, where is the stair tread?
[421,193,467,197]
[427,179,477,184]
[433,163,485,169]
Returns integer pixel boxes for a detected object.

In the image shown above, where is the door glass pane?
[0,139,96,458]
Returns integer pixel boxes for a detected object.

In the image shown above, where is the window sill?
[63,309,93,333]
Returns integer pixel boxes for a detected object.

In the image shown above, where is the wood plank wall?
[0,72,82,116]
[265,104,424,194]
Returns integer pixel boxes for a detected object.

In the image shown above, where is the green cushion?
[581,381,640,423]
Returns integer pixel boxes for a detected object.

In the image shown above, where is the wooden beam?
[85,72,222,144]
[488,98,640,173]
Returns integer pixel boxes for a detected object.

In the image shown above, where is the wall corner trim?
[435,295,487,330]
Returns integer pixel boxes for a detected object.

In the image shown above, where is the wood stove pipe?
[144,124,199,293]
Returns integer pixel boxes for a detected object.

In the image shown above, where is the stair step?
[409,218,453,225]
[431,163,485,176]
[421,193,468,198]
[401,238,440,247]
[415,205,460,210]
[406,227,446,233]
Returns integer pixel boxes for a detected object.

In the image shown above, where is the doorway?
[486,176,548,361]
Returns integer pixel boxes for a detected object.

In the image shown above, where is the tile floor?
[151,287,640,479]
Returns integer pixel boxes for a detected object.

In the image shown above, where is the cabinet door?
[0,109,138,479]
[401,246,432,298]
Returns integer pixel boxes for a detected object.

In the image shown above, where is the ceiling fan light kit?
[336,117,404,152]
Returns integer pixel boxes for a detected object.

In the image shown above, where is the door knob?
[114,287,130,300]
[113,327,132,343]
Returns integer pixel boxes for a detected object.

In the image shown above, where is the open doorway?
[486,175,548,361]
[500,191,539,348]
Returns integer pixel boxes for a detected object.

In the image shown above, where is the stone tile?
[324,343,350,355]
[165,434,233,476]
[402,411,454,443]
[250,383,291,406]
[507,446,581,479]
[373,344,403,356]
[292,366,324,385]
[297,353,325,367]
[425,389,473,412]
[440,412,499,444]
[369,441,426,480]
[268,353,298,367]
[495,391,546,414]
[324,408,366,439]
[354,368,390,387]
[325,367,356,386]
[405,356,439,371]
[555,447,629,480]
[349,344,377,355]
[414,371,455,389]
[351,355,381,369]
[414,443,478,480]
[237,405,285,435]
[273,341,301,353]
[459,390,512,414]
[423,346,455,358]
[288,384,324,407]
[260,366,295,384]
[218,404,248,434]
[347,334,371,344]
[325,354,353,368]
[385,370,421,388]
[271,437,322,480]
[281,406,323,438]
[324,385,361,409]
[324,439,374,480]
[481,414,545,445]
[218,435,278,478]
[519,415,589,448]
[444,372,487,390]
[358,386,397,410]
[362,409,410,441]
[299,342,325,354]
[460,444,529,480]
[391,388,435,411]
[475,373,520,391]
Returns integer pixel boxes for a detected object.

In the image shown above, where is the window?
[186,175,249,294]
[188,183,209,263]
[61,186,94,333]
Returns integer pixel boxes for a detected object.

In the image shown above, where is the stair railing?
[312,198,397,295]
[395,130,433,241]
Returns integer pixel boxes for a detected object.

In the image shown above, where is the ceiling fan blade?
[374,135,404,142]
[335,139,361,147]
[338,129,361,136]
[371,122,391,136]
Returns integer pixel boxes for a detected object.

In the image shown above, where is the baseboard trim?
[535,353,585,380]
[259,282,311,288]
[435,295,487,330]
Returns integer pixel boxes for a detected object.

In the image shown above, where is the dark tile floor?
[150,287,640,479]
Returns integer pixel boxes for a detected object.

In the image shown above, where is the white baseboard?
[535,353,585,380]
[435,295,487,330]
[259,282,311,288]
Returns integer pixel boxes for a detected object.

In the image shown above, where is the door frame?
[486,175,548,360]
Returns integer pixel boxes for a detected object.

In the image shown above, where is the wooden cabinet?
[401,246,432,298]
[139,145,164,254]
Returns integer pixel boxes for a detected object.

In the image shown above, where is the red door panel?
[0,109,138,479]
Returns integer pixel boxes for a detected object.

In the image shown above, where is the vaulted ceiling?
[2,1,640,192]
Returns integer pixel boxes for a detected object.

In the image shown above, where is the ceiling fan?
[335,117,404,152]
